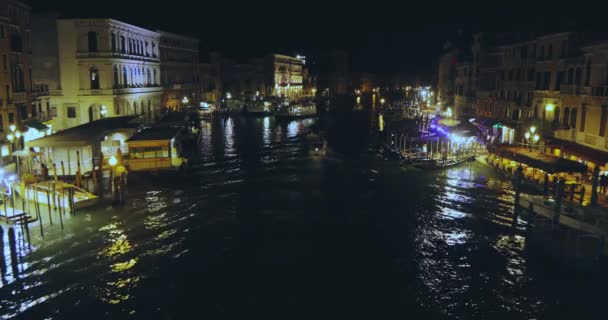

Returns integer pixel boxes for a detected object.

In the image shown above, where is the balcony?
[560,84,591,95]
[555,128,608,151]
[591,86,608,97]
[12,91,26,102]
[76,51,159,63]
[113,86,162,95]
[78,89,106,96]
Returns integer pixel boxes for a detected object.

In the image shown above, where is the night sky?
[31,0,606,77]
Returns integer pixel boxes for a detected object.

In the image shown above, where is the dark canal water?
[1,110,606,319]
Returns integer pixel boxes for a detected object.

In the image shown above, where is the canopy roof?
[547,138,608,165]
[26,116,139,147]
[127,126,183,142]
[488,145,587,174]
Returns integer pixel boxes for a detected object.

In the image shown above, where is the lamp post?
[108,155,117,198]
[523,126,540,152]
[524,131,530,151]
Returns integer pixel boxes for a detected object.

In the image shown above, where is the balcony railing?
[12,92,26,102]
[113,86,162,95]
[591,86,608,97]
[76,51,159,62]
[560,84,591,95]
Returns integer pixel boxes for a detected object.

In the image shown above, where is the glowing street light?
[109,155,118,167]
[9,124,15,133]
[7,134,13,143]
[530,126,536,134]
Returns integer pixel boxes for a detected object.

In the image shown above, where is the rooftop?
[27,116,140,147]
[127,126,183,142]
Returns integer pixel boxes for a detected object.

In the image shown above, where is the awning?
[488,144,587,174]
[547,138,608,165]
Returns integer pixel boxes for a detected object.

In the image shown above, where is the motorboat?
[16,180,99,209]
[244,99,273,115]
[220,99,244,113]
[198,101,216,119]
[275,98,316,118]
[307,133,327,158]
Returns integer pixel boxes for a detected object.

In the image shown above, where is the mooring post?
[0,226,6,277]
[36,188,44,237]
[553,179,566,227]
[46,190,53,225]
[8,227,18,277]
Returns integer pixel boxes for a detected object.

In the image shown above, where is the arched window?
[113,65,119,88]
[122,66,127,86]
[120,35,126,53]
[146,68,151,85]
[133,101,137,115]
[575,68,582,85]
[111,33,116,52]
[563,107,570,126]
[130,68,134,86]
[90,67,100,89]
[153,69,157,85]
[570,108,577,129]
[547,44,552,59]
[580,104,587,132]
[554,106,560,124]
[568,68,574,84]
[585,60,592,86]
[87,31,98,52]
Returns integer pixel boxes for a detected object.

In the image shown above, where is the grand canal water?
[1,110,606,319]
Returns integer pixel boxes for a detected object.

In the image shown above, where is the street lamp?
[109,155,118,195]
[524,126,540,152]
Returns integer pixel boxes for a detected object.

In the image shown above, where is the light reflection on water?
[0,115,600,319]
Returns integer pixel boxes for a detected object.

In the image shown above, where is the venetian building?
[528,33,577,129]
[266,54,304,98]
[0,0,33,137]
[158,31,199,110]
[493,38,536,125]
[51,19,162,131]
[454,61,475,118]
[556,40,608,152]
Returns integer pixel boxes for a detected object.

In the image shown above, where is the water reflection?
[263,116,271,145]
[0,113,599,319]
[97,222,139,305]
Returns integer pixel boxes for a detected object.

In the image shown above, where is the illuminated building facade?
[452,32,608,168]
[158,31,199,110]
[266,54,304,98]
[0,0,33,137]
[51,18,162,131]
[454,61,475,118]
[437,49,457,110]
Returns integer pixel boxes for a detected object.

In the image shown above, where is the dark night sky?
[30,0,607,77]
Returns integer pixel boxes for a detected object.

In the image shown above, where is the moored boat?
[275,98,316,118]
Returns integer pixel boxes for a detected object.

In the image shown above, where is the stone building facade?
[0,0,33,136]
[51,18,162,131]
[158,31,199,110]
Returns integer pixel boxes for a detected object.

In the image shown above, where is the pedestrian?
[601,174,608,194]
[579,185,586,206]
